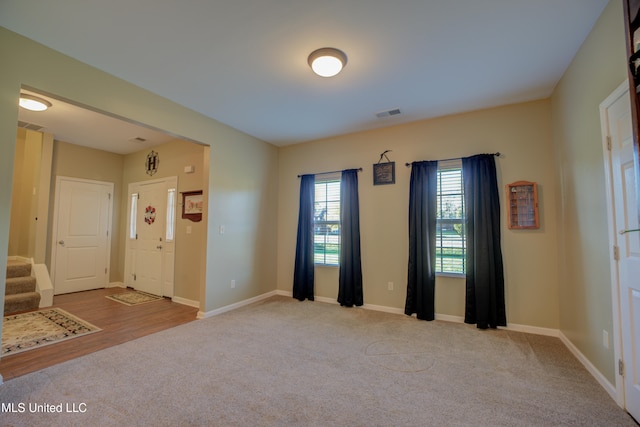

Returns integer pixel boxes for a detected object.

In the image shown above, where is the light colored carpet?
[0,296,635,426]
[105,290,163,306]
[2,308,101,356]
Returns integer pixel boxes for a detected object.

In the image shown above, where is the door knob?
[156,245,163,250]
[58,240,65,246]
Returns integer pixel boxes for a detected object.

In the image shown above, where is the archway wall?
[0,27,279,314]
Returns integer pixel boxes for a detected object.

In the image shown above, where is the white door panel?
[135,181,165,296]
[125,177,176,297]
[605,86,640,419]
[53,178,112,295]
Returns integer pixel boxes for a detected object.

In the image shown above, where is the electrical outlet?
[603,330,609,349]
[231,279,236,289]
[387,282,394,291]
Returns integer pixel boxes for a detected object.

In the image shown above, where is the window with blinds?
[314,175,341,266]
[436,160,466,274]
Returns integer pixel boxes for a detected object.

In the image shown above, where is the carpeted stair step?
[4,291,41,315]
[7,260,32,279]
[6,276,37,295]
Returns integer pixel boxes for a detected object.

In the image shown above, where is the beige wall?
[0,26,279,323]
[122,139,206,302]
[32,137,206,302]
[0,0,630,389]
[550,0,627,384]
[277,99,560,328]
[204,129,279,309]
[50,141,124,282]
[9,128,43,258]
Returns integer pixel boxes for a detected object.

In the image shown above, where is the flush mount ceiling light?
[19,94,52,112]
[308,47,347,77]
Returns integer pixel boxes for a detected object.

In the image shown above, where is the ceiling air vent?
[18,120,44,131]
[129,137,147,143]
[375,108,401,119]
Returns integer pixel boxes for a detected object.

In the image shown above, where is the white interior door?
[52,177,112,295]
[125,177,177,297]
[605,85,640,420]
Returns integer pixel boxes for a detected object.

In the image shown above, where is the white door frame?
[50,176,114,293]
[600,80,632,408]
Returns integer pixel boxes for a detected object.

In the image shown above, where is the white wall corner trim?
[559,331,618,403]
[33,263,53,308]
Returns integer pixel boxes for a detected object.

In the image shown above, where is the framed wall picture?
[182,190,203,222]
[373,162,395,185]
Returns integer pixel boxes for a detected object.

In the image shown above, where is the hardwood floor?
[0,287,198,381]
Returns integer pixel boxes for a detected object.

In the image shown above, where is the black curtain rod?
[405,152,501,167]
[297,167,363,178]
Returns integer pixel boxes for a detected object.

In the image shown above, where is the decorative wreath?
[144,205,156,225]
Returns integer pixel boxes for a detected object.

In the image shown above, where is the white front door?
[603,84,640,419]
[125,177,177,297]
[52,177,113,295]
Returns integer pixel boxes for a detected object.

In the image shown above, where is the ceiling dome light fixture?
[308,47,347,77]
[19,94,52,112]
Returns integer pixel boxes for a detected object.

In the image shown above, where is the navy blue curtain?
[293,174,315,301]
[462,154,506,329]
[338,169,363,307]
[405,161,438,320]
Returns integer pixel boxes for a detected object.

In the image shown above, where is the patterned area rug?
[2,308,101,356]
[106,290,163,306]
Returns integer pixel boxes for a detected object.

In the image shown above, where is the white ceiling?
[2,0,609,150]
[18,89,177,155]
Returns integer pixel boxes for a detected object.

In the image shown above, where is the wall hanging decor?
[144,205,156,225]
[373,150,395,185]
[506,181,539,229]
[182,190,203,222]
[146,150,159,176]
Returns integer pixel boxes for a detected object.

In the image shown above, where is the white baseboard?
[559,331,617,402]
[435,313,465,323]
[502,322,560,337]
[364,302,404,315]
[172,296,199,308]
[218,289,617,404]
[8,255,30,263]
[275,290,558,336]
[197,290,278,319]
[107,282,126,288]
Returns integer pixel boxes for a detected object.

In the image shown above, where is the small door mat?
[2,308,101,356]
[106,290,163,306]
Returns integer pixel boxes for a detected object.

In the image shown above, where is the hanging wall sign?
[144,205,156,225]
[373,150,395,185]
[146,150,159,176]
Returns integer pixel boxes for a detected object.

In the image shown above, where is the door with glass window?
[125,177,177,297]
